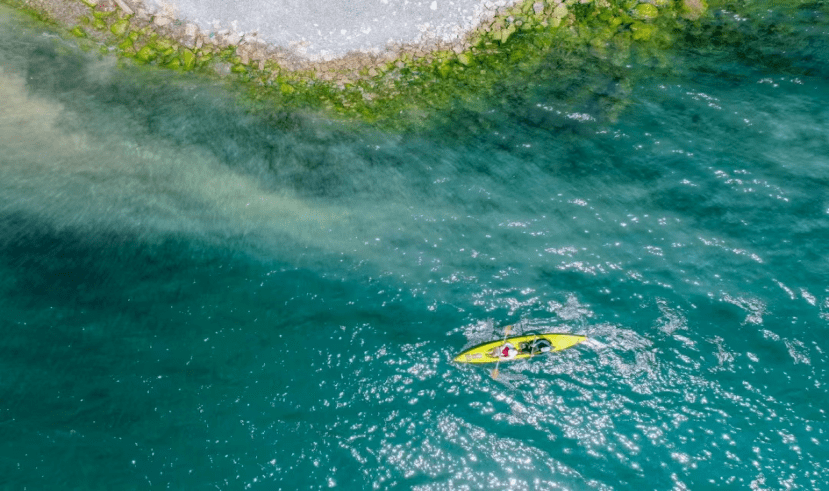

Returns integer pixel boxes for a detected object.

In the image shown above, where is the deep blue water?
[1,3,828,490]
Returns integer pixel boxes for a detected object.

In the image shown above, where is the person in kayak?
[489,342,518,359]
[520,338,553,355]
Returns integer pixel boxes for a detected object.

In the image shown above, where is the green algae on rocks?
[3,0,718,127]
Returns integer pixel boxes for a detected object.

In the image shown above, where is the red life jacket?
[501,346,510,357]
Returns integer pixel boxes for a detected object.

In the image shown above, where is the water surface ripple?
[1,4,827,490]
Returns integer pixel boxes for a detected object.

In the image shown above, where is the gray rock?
[113,0,133,15]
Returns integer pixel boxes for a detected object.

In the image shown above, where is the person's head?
[507,347,518,357]
[540,346,551,353]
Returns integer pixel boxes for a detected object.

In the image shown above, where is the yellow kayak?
[453,333,587,364]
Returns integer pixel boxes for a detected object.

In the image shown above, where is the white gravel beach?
[140,0,520,60]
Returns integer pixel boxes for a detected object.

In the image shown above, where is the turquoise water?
[1,4,828,489]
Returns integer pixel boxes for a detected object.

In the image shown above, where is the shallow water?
[1,3,828,489]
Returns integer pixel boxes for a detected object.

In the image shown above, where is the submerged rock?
[533,2,544,14]
[181,48,196,69]
[70,25,87,38]
[135,45,156,62]
[681,0,708,20]
[632,2,659,19]
[630,21,656,40]
[110,19,129,36]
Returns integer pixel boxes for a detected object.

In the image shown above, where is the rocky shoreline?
[17,0,532,83]
[5,0,710,123]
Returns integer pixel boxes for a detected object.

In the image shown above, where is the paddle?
[491,325,512,379]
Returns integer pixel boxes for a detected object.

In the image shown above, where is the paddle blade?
[489,326,512,378]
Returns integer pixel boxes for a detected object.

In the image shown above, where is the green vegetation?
[5,0,811,130]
